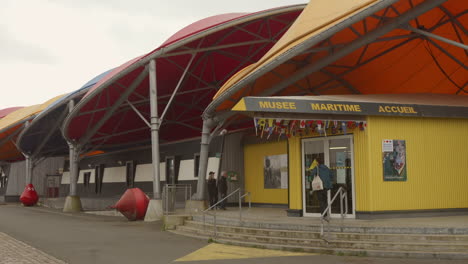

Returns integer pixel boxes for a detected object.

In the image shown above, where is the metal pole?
[340,190,344,217]
[149,59,161,200]
[195,118,217,200]
[239,191,242,224]
[68,144,79,196]
[25,156,33,185]
[406,25,468,50]
[216,129,227,183]
[67,100,79,197]
[160,53,196,124]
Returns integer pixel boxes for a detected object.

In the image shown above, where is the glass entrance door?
[302,135,355,218]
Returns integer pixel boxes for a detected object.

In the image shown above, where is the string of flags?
[253,117,367,139]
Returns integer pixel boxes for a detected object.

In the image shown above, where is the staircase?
[171,215,468,260]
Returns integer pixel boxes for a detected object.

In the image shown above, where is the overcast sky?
[0,0,307,110]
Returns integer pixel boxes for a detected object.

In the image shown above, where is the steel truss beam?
[162,39,273,58]
[259,0,448,97]
[160,53,197,124]
[406,25,468,50]
[127,100,151,128]
[78,68,149,146]
[30,106,70,158]
[204,0,401,117]
[0,123,25,147]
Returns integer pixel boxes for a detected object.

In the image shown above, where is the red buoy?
[113,188,149,221]
[20,183,39,206]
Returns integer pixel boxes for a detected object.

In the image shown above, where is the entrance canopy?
[17,70,112,159]
[0,95,64,162]
[62,5,305,152]
[232,94,468,120]
[206,0,467,120]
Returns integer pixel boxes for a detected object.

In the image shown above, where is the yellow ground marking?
[175,243,317,262]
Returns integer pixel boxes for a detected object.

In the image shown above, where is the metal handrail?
[320,187,348,237]
[163,184,192,215]
[202,188,251,237]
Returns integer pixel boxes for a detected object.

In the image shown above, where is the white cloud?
[0,0,307,109]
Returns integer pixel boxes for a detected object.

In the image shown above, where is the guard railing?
[162,184,192,215]
[202,188,251,237]
[320,187,348,238]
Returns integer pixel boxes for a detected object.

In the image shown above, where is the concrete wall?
[4,157,64,201]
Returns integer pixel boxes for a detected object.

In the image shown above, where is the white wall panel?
[135,162,166,182]
[61,171,70,184]
[103,167,126,183]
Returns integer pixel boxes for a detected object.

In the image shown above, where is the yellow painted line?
[175,243,317,262]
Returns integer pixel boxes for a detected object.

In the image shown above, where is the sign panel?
[234,97,468,118]
[382,140,407,181]
[382,139,393,152]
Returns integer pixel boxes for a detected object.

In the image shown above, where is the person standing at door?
[310,159,333,217]
[207,171,217,208]
[217,171,228,210]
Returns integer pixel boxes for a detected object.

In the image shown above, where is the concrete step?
[192,215,468,235]
[169,229,468,260]
[185,220,468,243]
[177,224,468,253]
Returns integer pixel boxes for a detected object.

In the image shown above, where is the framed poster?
[382,139,407,181]
[264,154,288,189]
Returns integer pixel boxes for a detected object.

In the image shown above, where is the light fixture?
[329,147,347,150]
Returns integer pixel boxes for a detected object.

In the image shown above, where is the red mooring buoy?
[20,183,39,206]
[112,188,149,221]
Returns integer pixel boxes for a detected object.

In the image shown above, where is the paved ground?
[0,232,65,264]
[0,204,466,264]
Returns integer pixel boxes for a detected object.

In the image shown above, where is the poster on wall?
[382,139,407,181]
[264,154,288,189]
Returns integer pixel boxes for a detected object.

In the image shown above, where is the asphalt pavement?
[0,204,464,264]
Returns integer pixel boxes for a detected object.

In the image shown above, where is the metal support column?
[68,143,79,196]
[195,118,217,200]
[149,59,161,200]
[67,100,79,197]
[63,99,83,213]
[25,156,33,185]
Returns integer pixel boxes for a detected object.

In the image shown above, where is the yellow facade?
[359,116,468,212]
[287,116,468,213]
[244,141,288,204]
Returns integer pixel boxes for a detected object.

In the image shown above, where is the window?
[94,164,105,194]
[194,153,200,178]
[126,161,136,188]
[83,172,91,187]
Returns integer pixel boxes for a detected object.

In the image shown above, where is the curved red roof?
[63,5,305,150]
[159,13,247,48]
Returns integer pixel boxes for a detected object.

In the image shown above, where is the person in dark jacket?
[207,171,217,208]
[217,171,228,210]
[310,159,333,217]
